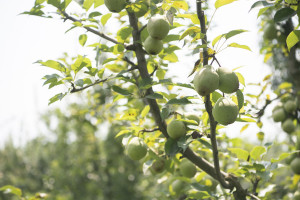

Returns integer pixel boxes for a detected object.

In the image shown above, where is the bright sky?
[0,0,283,147]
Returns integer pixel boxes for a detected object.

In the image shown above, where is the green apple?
[193,65,219,96]
[272,103,283,114]
[127,137,147,160]
[212,97,239,125]
[290,157,300,174]
[263,23,277,41]
[284,100,297,113]
[186,114,200,125]
[147,15,170,40]
[144,36,163,55]
[171,180,185,194]
[150,159,165,173]
[167,119,187,139]
[281,118,296,134]
[179,158,197,178]
[216,67,239,94]
[104,0,126,13]
[272,108,286,122]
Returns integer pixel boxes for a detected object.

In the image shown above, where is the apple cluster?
[193,65,241,125]
[271,96,299,134]
[144,15,170,55]
[104,0,149,17]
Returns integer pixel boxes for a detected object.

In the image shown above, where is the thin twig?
[247,193,261,200]
[70,78,108,93]
[60,10,135,51]
[140,128,160,133]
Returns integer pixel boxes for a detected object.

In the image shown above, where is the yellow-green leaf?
[101,13,112,26]
[141,105,150,118]
[228,43,252,51]
[173,1,189,11]
[250,146,266,160]
[286,30,300,51]
[240,124,249,133]
[79,34,87,46]
[228,148,249,161]
[215,0,238,9]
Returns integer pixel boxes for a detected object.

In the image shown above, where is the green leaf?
[228,43,251,51]
[79,34,87,46]
[286,30,300,51]
[212,34,224,47]
[163,52,178,62]
[180,26,200,40]
[165,138,180,157]
[228,148,249,161]
[163,34,180,42]
[274,7,296,23]
[212,91,222,103]
[89,11,102,18]
[141,105,150,118]
[48,93,67,105]
[61,0,72,10]
[115,130,131,138]
[236,89,244,110]
[161,107,170,120]
[47,0,61,8]
[236,118,256,122]
[83,0,94,11]
[271,152,294,163]
[72,56,91,74]
[249,1,273,12]
[240,124,249,133]
[94,0,104,8]
[35,0,46,5]
[145,93,164,100]
[215,0,238,9]
[198,138,212,150]
[167,98,192,105]
[112,85,131,96]
[0,185,22,197]
[235,72,245,86]
[257,7,270,18]
[39,60,67,73]
[75,79,84,87]
[225,29,248,40]
[278,82,293,90]
[250,146,266,160]
[101,13,112,26]
[117,27,133,43]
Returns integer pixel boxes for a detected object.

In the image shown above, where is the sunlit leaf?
[215,0,238,9]
[0,185,22,197]
[112,85,131,96]
[236,89,244,110]
[228,43,251,51]
[286,30,300,51]
[274,7,296,23]
[240,124,249,133]
[250,146,266,160]
[228,148,249,161]
[101,13,112,26]
[39,60,67,73]
[79,34,87,46]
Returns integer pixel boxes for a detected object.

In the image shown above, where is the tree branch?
[247,193,261,200]
[70,78,108,93]
[60,10,135,51]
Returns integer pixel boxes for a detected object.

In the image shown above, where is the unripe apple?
[147,15,170,40]
[150,159,165,174]
[272,103,283,114]
[281,118,296,134]
[144,36,163,55]
[171,180,185,194]
[193,65,219,96]
[127,137,147,160]
[186,114,200,125]
[212,97,239,125]
[104,0,126,13]
[179,158,197,178]
[216,67,239,94]
[283,100,297,113]
[290,157,300,174]
[263,23,277,41]
[294,191,300,200]
[272,108,286,122]
[167,119,187,139]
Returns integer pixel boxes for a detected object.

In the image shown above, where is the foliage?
[2,0,300,200]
